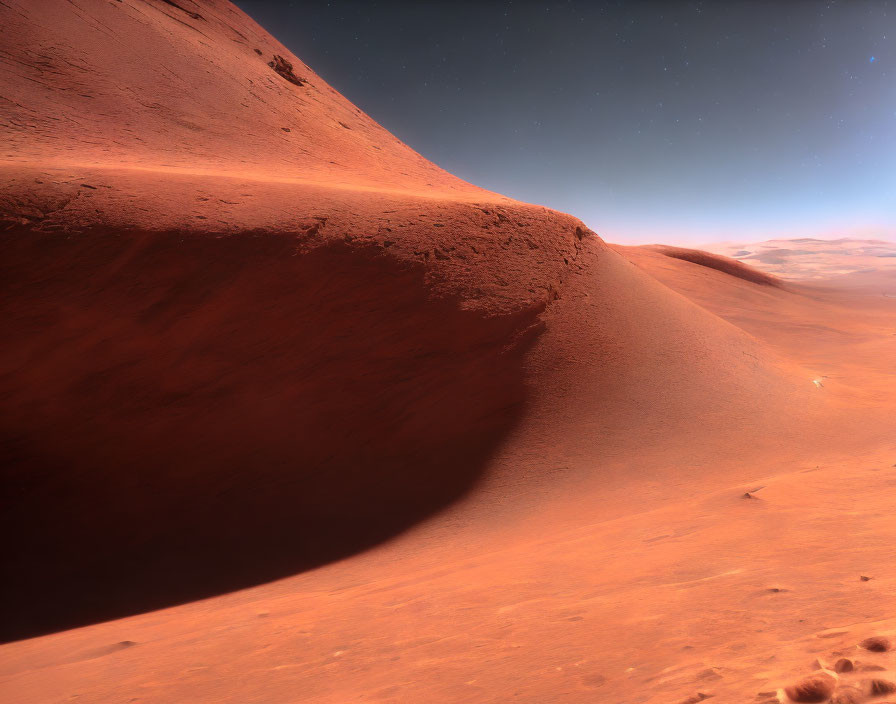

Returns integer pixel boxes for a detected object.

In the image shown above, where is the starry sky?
[234,0,895,244]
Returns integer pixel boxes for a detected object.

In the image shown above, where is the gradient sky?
[235,0,895,244]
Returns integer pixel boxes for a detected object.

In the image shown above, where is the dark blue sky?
[235,0,894,243]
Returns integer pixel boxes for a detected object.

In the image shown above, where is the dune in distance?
[1,1,894,703]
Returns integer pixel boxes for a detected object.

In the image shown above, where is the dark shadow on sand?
[1,231,540,641]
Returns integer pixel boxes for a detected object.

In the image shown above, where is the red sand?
[1,1,895,702]
[641,244,781,286]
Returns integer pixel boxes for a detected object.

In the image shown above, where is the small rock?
[678,694,714,704]
[866,679,896,696]
[860,575,872,581]
[830,686,863,704]
[860,636,892,652]
[268,54,306,86]
[784,672,837,703]
[833,658,854,673]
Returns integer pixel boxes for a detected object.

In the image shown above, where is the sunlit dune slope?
[642,243,781,286]
[1,0,483,194]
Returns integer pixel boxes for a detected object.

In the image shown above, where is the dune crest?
[642,244,781,286]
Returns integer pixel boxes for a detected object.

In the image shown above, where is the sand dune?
[641,244,781,286]
[0,0,481,195]
[1,1,894,702]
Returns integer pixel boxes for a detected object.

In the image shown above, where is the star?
[870,56,876,62]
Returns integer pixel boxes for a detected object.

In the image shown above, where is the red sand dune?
[642,244,782,286]
[1,1,895,702]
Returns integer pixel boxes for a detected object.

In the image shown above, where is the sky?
[234,0,895,244]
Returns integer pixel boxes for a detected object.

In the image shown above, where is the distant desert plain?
[1,1,894,703]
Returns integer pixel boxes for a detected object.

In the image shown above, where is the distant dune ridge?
[2,2,895,703]
[641,244,782,286]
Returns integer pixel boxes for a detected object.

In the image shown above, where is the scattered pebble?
[860,636,892,652]
[833,658,854,673]
[866,679,896,696]
[784,672,837,702]
[678,693,714,704]
[830,686,863,704]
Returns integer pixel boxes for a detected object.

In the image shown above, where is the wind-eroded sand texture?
[1,1,894,702]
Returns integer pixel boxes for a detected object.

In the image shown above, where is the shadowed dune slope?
[0,0,580,638]
[0,227,539,640]
[0,159,591,639]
